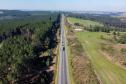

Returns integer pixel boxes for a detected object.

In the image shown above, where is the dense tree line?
[0,13,60,84]
[84,25,126,33]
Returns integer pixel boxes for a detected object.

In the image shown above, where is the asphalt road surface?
[58,14,70,84]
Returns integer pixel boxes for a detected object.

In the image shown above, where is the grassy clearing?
[66,25,99,84]
[76,32,126,84]
[67,17,103,27]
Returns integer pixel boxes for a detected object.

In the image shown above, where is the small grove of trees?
[84,26,111,33]
[74,23,83,27]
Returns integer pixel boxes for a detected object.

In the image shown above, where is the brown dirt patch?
[114,44,126,50]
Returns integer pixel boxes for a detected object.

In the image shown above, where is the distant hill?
[0,10,30,16]
[72,11,126,17]
[117,12,126,17]
[27,11,55,15]
[0,10,57,20]
[0,10,30,20]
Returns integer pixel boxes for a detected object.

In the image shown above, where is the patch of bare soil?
[114,44,126,50]
[66,23,100,84]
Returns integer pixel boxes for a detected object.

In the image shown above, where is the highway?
[58,14,70,84]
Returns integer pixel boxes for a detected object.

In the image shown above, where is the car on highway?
[63,47,65,50]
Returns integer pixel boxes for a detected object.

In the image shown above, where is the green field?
[76,32,126,84]
[67,17,103,27]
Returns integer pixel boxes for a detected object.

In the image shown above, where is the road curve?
[58,14,70,84]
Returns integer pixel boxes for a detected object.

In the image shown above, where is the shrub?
[118,34,126,44]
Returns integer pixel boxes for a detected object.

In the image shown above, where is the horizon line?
[0,8,126,13]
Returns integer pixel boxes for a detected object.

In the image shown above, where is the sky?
[0,0,126,12]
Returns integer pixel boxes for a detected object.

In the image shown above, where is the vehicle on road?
[63,47,65,50]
